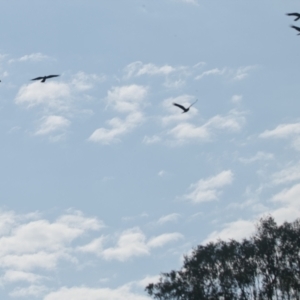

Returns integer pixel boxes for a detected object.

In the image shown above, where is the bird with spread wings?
[290,25,300,35]
[287,13,300,21]
[173,99,198,113]
[31,75,60,83]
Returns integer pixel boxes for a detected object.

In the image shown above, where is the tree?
[145,217,300,300]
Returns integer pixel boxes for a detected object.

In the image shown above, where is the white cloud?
[35,115,70,136]
[179,0,198,4]
[205,110,245,131]
[161,95,197,125]
[231,65,257,81]
[89,85,147,144]
[231,94,243,104]
[0,210,103,272]
[271,162,300,185]
[259,123,300,150]
[15,82,71,110]
[44,286,150,300]
[157,213,180,225]
[9,284,48,298]
[88,111,144,144]
[98,228,149,261]
[1,270,44,284]
[71,71,105,91]
[79,227,183,261]
[147,233,183,248]
[106,84,148,113]
[203,220,255,244]
[239,151,274,164]
[195,68,225,80]
[134,275,160,288]
[195,65,256,81]
[143,135,161,144]
[158,170,166,177]
[260,123,300,139]
[167,110,245,144]
[77,237,105,256]
[169,122,209,142]
[9,53,50,63]
[184,170,234,203]
[124,61,176,78]
[272,183,300,208]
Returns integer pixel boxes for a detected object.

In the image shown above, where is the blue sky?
[0,0,300,299]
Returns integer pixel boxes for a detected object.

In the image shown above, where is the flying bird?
[287,13,300,21]
[31,75,60,83]
[173,99,198,113]
[290,25,300,35]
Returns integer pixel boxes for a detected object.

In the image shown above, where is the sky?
[0,0,300,299]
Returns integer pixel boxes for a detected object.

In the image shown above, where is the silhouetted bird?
[31,75,60,83]
[287,13,300,21]
[290,25,300,35]
[173,99,198,113]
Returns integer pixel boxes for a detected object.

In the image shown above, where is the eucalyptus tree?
[145,217,300,300]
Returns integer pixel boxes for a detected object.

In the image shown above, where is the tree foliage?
[145,217,300,300]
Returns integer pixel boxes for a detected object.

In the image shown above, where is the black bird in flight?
[287,13,300,21]
[290,25,300,35]
[31,75,60,83]
[173,99,198,113]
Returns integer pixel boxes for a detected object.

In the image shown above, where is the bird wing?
[31,77,44,81]
[189,99,198,108]
[287,13,300,16]
[291,25,300,31]
[173,103,186,111]
[45,75,60,79]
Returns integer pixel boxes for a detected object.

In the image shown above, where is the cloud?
[167,109,245,144]
[0,209,110,297]
[9,53,50,63]
[205,181,300,245]
[70,71,105,91]
[1,270,44,284]
[35,115,70,136]
[124,61,176,78]
[97,228,149,261]
[161,95,197,125]
[44,286,150,300]
[195,68,226,80]
[259,123,300,139]
[231,65,257,81]
[271,162,300,185]
[272,183,300,208]
[79,227,183,261]
[89,85,147,144]
[143,135,161,144]
[0,210,103,272]
[9,284,49,298]
[88,111,144,144]
[195,65,257,81]
[169,122,210,142]
[123,61,190,89]
[231,94,243,104]
[203,220,255,244]
[147,233,183,248]
[179,0,198,4]
[77,237,105,256]
[157,213,180,225]
[14,71,104,140]
[239,151,274,164]
[15,81,71,110]
[259,122,300,150]
[106,84,148,113]
[184,170,234,203]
